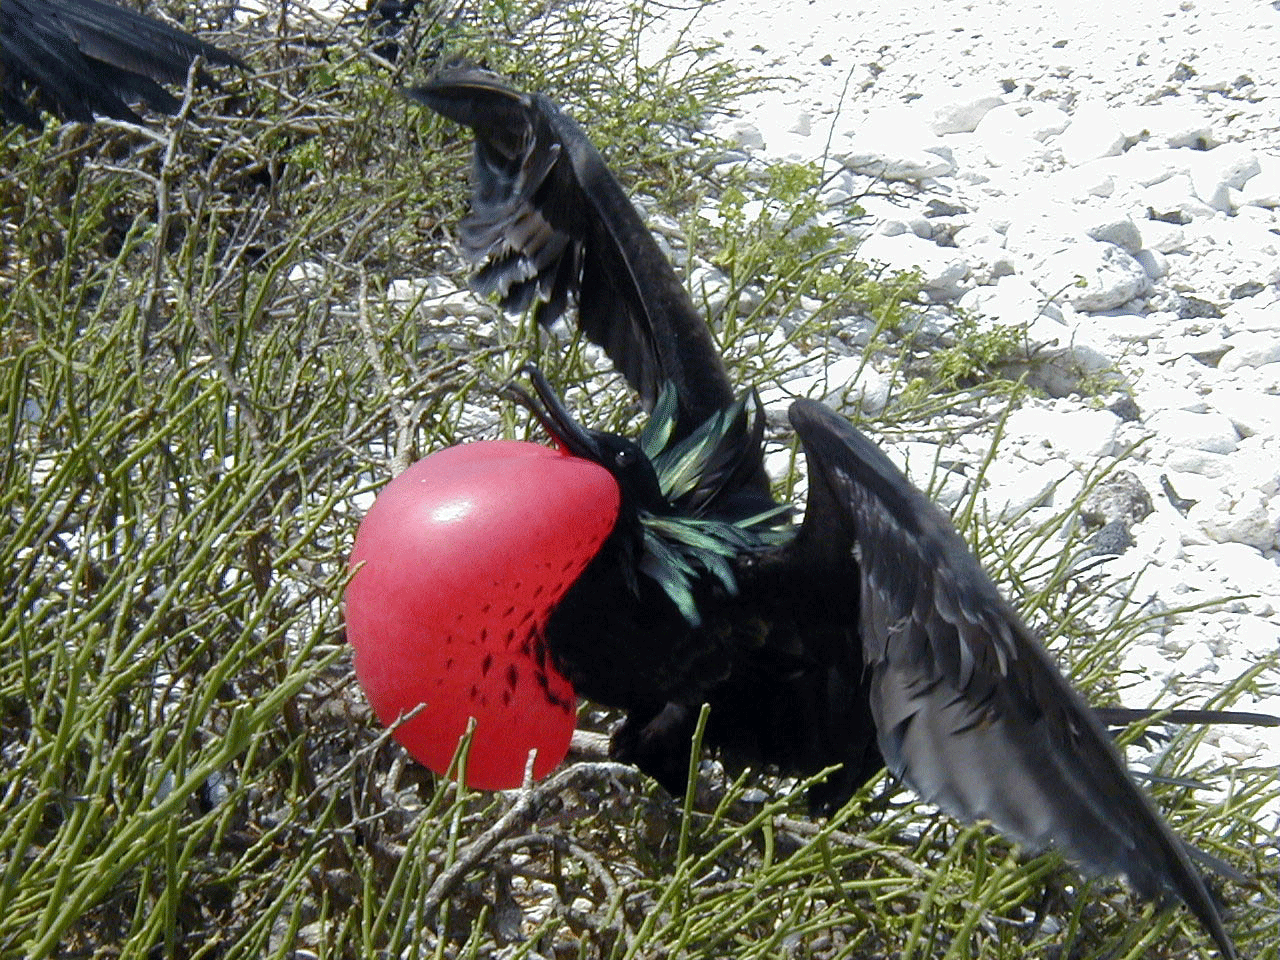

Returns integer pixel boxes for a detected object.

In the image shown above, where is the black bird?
[1,0,243,129]
[376,68,1273,958]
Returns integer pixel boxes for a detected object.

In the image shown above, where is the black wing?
[1093,706,1278,730]
[405,68,755,456]
[1,0,243,129]
[787,398,1236,960]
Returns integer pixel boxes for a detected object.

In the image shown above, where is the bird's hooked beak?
[502,364,605,462]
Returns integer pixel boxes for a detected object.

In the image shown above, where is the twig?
[137,56,202,366]
[420,761,643,922]
[354,268,416,475]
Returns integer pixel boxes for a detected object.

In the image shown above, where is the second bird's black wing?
[406,69,759,459]
[1,0,243,129]
[787,398,1236,959]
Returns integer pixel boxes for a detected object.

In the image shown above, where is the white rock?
[931,471,970,509]
[953,221,1018,281]
[690,265,732,316]
[1115,103,1216,149]
[958,275,1062,328]
[1188,542,1280,596]
[1121,644,1177,687]
[967,244,1019,282]
[1174,640,1217,677]
[1134,378,1209,414]
[951,220,1005,250]
[1104,312,1164,343]
[886,441,970,508]
[884,440,940,479]
[1106,148,1189,187]
[1033,242,1149,312]
[1189,179,1235,216]
[1164,330,1230,364]
[1005,406,1121,462]
[1164,447,1230,478]
[1134,249,1168,280]
[1219,332,1280,372]
[860,195,933,238]
[838,111,956,180]
[762,376,816,407]
[1210,389,1280,437]
[974,101,1070,143]
[1252,363,1280,394]
[1054,469,1088,508]
[1191,64,1258,94]
[1140,220,1189,254]
[1189,488,1280,550]
[872,219,910,238]
[742,94,814,143]
[1141,173,1217,220]
[288,261,327,291]
[856,233,970,299]
[980,457,1077,519]
[1148,409,1241,455]
[1223,299,1280,333]
[1046,162,1117,200]
[1223,440,1280,494]
[723,118,766,151]
[1001,200,1087,253]
[820,167,859,199]
[917,82,1005,135]
[764,448,797,487]
[1230,618,1280,658]
[1086,215,1143,254]
[975,132,1047,169]
[1190,143,1263,214]
[1055,101,1126,165]
[1024,311,1072,349]
[387,275,461,308]
[1220,210,1280,254]
[1032,338,1117,397]
[1239,154,1280,208]
[820,357,892,415]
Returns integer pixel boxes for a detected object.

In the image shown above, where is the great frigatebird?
[344,67,1277,959]
[0,0,243,129]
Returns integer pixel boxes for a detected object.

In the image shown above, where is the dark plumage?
[409,67,1273,958]
[0,0,243,129]
[409,71,762,460]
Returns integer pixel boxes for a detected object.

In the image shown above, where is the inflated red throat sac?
[345,440,619,789]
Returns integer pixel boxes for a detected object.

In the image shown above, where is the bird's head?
[505,364,792,625]
[502,363,670,515]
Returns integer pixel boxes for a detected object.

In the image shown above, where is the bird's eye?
[614,449,635,469]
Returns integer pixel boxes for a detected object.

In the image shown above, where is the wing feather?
[788,398,1236,960]
[405,68,758,458]
[1,0,243,128]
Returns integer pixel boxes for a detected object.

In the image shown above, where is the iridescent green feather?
[636,385,792,626]
[639,382,678,460]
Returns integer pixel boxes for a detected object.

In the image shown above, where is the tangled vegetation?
[1,2,1275,958]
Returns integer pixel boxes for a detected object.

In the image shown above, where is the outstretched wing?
[1,0,243,129]
[787,398,1235,960]
[405,68,752,454]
